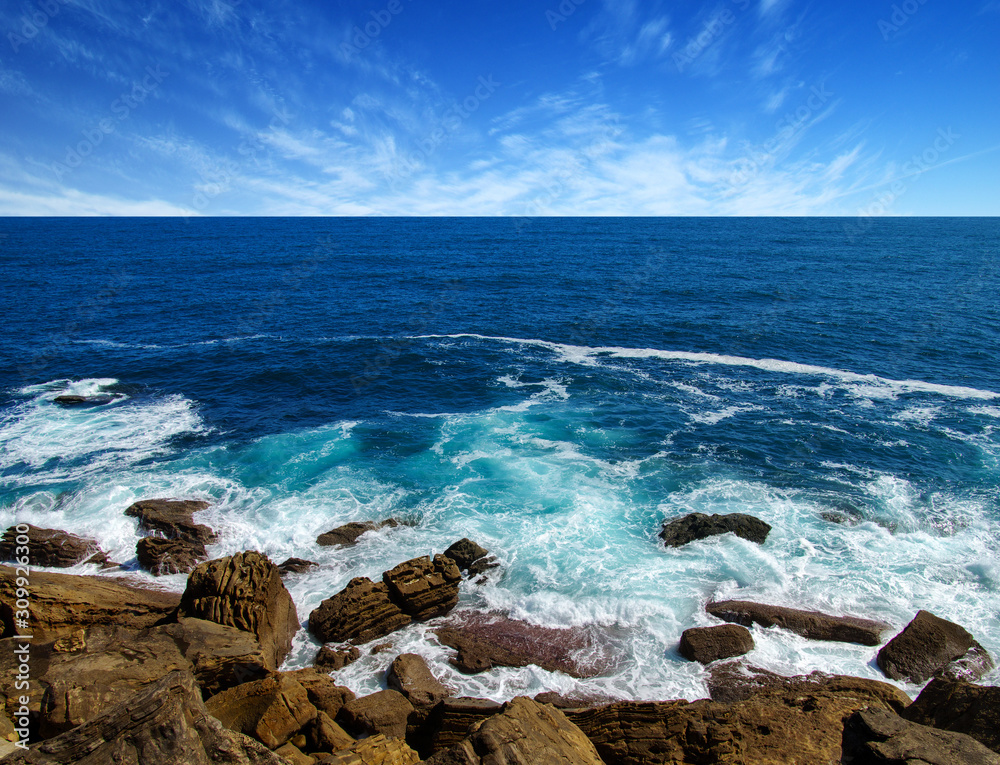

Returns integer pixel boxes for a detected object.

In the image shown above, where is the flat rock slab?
[660,512,771,547]
[387,653,452,707]
[679,624,754,664]
[316,519,399,547]
[877,610,995,684]
[335,689,414,741]
[706,599,892,645]
[124,498,217,544]
[843,707,1000,765]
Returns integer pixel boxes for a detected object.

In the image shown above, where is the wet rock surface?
[706,599,892,645]
[0,525,110,569]
[678,624,754,664]
[316,519,399,547]
[877,610,995,683]
[660,512,771,547]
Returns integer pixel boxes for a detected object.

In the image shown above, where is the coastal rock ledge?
[706,600,892,646]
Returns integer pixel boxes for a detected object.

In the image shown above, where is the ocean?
[1,216,998,701]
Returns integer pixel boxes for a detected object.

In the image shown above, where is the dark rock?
[442,538,498,578]
[335,689,414,741]
[424,696,605,765]
[323,734,421,764]
[877,610,995,683]
[706,662,790,703]
[124,498,217,545]
[843,707,1000,764]
[410,697,503,758]
[532,691,615,710]
[315,644,361,671]
[303,710,355,754]
[905,678,1000,754]
[277,557,318,576]
[706,599,892,646]
[679,624,754,664]
[308,576,412,645]
[1,671,285,765]
[387,653,452,707]
[283,668,356,719]
[52,394,114,406]
[382,554,462,621]
[205,673,317,749]
[316,519,399,547]
[660,512,771,547]
[178,551,299,671]
[0,525,107,569]
[136,535,206,575]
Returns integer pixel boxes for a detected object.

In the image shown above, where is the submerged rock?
[316,519,399,547]
[706,599,892,646]
[679,624,754,664]
[0,525,110,569]
[660,512,771,547]
[277,557,318,576]
[877,610,995,683]
[843,707,1000,765]
[52,394,115,406]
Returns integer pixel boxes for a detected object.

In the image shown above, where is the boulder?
[382,555,462,621]
[309,577,412,645]
[679,624,754,664]
[316,519,398,547]
[206,673,317,749]
[442,539,497,578]
[705,600,892,646]
[410,697,503,758]
[273,742,312,764]
[387,653,452,707]
[0,525,109,569]
[424,696,605,765]
[877,610,995,683]
[52,394,114,406]
[160,617,270,696]
[843,707,1000,765]
[904,679,1000,754]
[124,498,217,545]
[1,671,286,765]
[322,733,421,764]
[136,535,206,575]
[660,512,771,547]
[304,710,355,754]
[315,644,361,671]
[178,551,299,670]
[0,565,180,641]
[335,689,414,741]
[278,557,318,576]
[284,668,356,719]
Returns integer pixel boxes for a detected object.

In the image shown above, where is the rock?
[335,689,414,741]
[425,696,605,765]
[659,512,771,547]
[309,577,412,645]
[410,697,503,758]
[178,551,299,671]
[274,741,313,765]
[315,644,361,671]
[705,600,892,646]
[124,498,217,545]
[322,733,421,764]
[0,525,111,569]
[161,617,270,696]
[877,610,995,683]
[679,624,754,664]
[206,673,317,749]
[532,691,615,710]
[904,678,1000,754]
[706,662,791,703]
[304,710,355,754]
[442,539,497,578]
[52,394,114,406]
[0,565,180,641]
[284,668,357,719]
[843,707,1000,765]
[136,535,207,575]
[434,612,614,678]
[316,519,399,547]
[382,555,462,621]
[387,654,451,707]
[3,671,285,764]
[278,557,319,576]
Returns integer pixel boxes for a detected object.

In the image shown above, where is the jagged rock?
[567,672,910,765]
[316,519,399,547]
[383,555,462,621]
[411,697,503,758]
[52,394,114,406]
[660,512,771,547]
[322,733,421,764]
[278,557,319,576]
[2,671,285,764]
[705,600,892,646]
[178,551,299,670]
[304,710,355,754]
[124,498,217,545]
[315,644,361,671]
[877,610,995,683]
[336,689,414,741]
[0,525,110,569]
[679,624,754,664]
[160,617,270,696]
[442,539,497,578]
[206,673,317,749]
[0,565,180,641]
[425,696,604,765]
[905,678,1000,754]
[136,535,206,575]
[387,653,452,707]
[843,707,1000,764]
[284,668,356,719]
[309,577,412,645]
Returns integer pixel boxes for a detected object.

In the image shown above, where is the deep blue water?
[1,217,998,700]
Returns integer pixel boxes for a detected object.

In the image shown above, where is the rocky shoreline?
[0,502,998,763]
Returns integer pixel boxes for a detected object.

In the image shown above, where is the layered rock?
[283,668,357,720]
[178,552,299,670]
[316,519,398,547]
[679,624,754,664]
[323,733,421,765]
[387,653,452,707]
[411,697,503,757]
[335,689,414,741]
[302,710,354,754]
[877,610,995,683]
[904,679,1000,754]
[706,600,892,646]
[124,499,217,545]
[136,536,206,575]
[205,673,317,749]
[843,707,1000,765]
[660,512,771,547]
[0,525,109,569]
[308,577,412,645]
[383,555,462,621]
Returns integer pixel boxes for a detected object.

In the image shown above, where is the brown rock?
[382,555,462,621]
[178,551,299,670]
[0,525,108,569]
[0,671,285,765]
[679,624,754,664]
[308,577,412,645]
[411,697,503,758]
[425,696,604,765]
[335,689,414,741]
[278,557,319,576]
[160,617,270,696]
[304,710,355,754]
[877,610,995,683]
[442,539,497,578]
[905,678,1000,754]
[706,599,892,646]
[315,644,361,671]
[387,653,452,707]
[316,519,399,547]
[274,741,314,765]
[206,673,317,749]
[284,668,357,719]
[705,662,790,703]
[660,512,771,547]
[136,535,206,575]
[321,733,421,764]
[124,498,217,544]
[843,706,1000,764]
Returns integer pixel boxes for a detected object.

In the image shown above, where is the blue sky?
[0,0,997,215]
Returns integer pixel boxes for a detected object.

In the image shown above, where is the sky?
[0,0,997,216]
